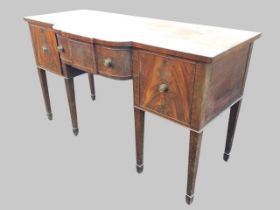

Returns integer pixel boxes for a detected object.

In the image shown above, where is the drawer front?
[139,52,195,125]
[57,36,96,73]
[68,39,96,73]
[56,35,71,63]
[29,25,61,75]
[96,46,132,79]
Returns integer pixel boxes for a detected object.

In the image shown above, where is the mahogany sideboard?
[24,10,261,205]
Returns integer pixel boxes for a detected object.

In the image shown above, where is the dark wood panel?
[55,28,260,64]
[241,44,254,94]
[223,99,242,161]
[189,63,212,130]
[63,69,79,136]
[37,68,53,120]
[189,43,252,131]
[88,73,96,100]
[204,44,251,124]
[134,108,145,173]
[96,45,132,79]
[132,50,140,106]
[186,131,203,204]
[68,39,96,73]
[139,51,195,125]
[56,35,71,63]
[29,24,62,75]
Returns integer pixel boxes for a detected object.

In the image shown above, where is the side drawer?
[29,24,62,75]
[95,45,132,79]
[138,52,196,126]
[56,35,71,63]
[57,35,96,73]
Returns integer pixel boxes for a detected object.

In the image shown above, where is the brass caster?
[47,112,53,120]
[73,128,79,136]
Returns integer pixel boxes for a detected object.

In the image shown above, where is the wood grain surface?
[24,10,261,62]
[95,45,132,79]
[29,24,62,75]
[139,51,195,125]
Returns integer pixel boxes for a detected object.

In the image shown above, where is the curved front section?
[56,31,132,80]
[95,45,132,80]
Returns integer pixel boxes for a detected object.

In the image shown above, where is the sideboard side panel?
[203,44,252,126]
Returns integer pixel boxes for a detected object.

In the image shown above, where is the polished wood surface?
[24,10,260,62]
[132,50,140,106]
[64,75,78,136]
[29,25,61,75]
[224,100,242,161]
[95,45,132,79]
[138,51,195,125]
[24,10,261,205]
[189,43,253,131]
[203,44,252,125]
[56,35,71,63]
[37,68,52,120]
[134,108,145,173]
[189,63,212,130]
[68,39,96,73]
[186,131,203,204]
[88,73,96,100]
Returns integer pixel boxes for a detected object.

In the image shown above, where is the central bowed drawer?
[95,45,132,79]
[138,52,196,126]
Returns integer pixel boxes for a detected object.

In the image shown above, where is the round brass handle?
[57,45,64,53]
[103,58,113,68]
[42,46,49,53]
[158,84,168,93]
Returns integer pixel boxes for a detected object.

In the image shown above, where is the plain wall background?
[0,0,279,209]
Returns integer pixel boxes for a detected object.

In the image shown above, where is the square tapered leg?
[186,131,203,205]
[134,108,145,173]
[37,68,53,120]
[88,73,96,101]
[224,100,242,161]
[64,77,79,136]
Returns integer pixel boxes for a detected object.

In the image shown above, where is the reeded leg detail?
[88,73,96,101]
[37,68,53,120]
[64,77,79,136]
[134,108,145,174]
[186,131,203,205]
[223,100,242,162]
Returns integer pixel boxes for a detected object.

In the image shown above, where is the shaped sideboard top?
[24,10,261,62]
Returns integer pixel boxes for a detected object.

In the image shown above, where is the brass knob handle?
[57,45,64,53]
[158,84,168,93]
[103,58,113,68]
[42,46,49,53]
